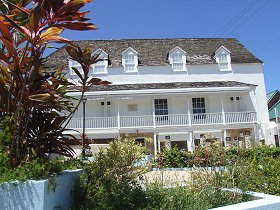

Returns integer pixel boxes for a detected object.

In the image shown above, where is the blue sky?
[56,0,279,93]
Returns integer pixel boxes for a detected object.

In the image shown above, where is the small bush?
[0,158,82,184]
[74,138,148,210]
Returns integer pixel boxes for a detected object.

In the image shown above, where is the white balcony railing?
[67,112,257,129]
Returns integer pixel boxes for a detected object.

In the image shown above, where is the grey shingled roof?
[81,81,257,92]
[45,38,262,69]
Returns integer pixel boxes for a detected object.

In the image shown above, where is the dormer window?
[92,49,108,74]
[122,47,138,73]
[215,46,231,71]
[169,46,187,71]
[69,59,83,75]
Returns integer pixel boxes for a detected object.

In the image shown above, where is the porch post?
[253,123,258,144]
[187,131,193,152]
[117,99,120,130]
[158,138,161,153]
[152,98,156,128]
[187,98,191,127]
[253,90,258,121]
[223,129,227,147]
[82,98,87,158]
[220,96,226,125]
[153,132,157,157]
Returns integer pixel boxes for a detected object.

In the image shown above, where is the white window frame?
[215,46,232,71]
[154,98,168,121]
[122,47,138,73]
[69,59,83,75]
[92,49,108,74]
[169,46,187,72]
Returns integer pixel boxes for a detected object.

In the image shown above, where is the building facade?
[46,38,272,154]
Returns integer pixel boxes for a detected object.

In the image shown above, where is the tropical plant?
[0,0,109,167]
[74,138,148,210]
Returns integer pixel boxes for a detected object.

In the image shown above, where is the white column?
[158,139,161,153]
[187,131,193,152]
[223,129,227,147]
[253,123,258,144]
[153,133,157,157]
[152,98,156,128]
[187,98,191,127]
[220,96,226,125]
[253,90,258,121]
[117,99,120,130]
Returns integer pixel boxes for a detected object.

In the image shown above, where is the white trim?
[69,59,83,75]
[169,46,187,72]
[68,86,256,97]
[92,49,108,74]
[122,47,138,73]
[121,47,138,55]
[214,45,232,71]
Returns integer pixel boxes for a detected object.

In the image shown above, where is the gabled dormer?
[92,49,108,74]
[169,46,187,71]
[69,58,83,75]
[122,47,138,73]
[214,46,231,71]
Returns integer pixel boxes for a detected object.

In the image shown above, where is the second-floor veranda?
[67,81,258,130]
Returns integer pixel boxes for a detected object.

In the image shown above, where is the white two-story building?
[46,38,272,154]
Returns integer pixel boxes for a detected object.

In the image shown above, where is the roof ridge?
[71,37,238,42]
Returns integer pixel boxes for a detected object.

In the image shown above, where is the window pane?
[94,65,106,74]
[125,64,136,72]
[218,54,227,62]
[173,63,184,71]
[124,55,134,64]
[172,54,183,63]
[219,63,229,70]
[154,98,168,116]
[192,98,206,114]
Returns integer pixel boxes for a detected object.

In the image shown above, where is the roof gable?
[169,46,186,54]
[215,45,231,54]
[122,47,138,55]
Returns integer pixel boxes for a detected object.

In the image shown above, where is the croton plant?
[0,0,109,167]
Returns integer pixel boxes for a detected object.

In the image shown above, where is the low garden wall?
[211,191,280,210]
[0,169,82,210]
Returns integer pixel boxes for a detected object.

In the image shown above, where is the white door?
[100,100,112,117]
[229,96,242,112]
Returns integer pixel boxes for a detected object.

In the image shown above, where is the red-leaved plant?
[0,0,109,167]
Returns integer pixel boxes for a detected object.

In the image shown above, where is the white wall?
[68,62,269,139]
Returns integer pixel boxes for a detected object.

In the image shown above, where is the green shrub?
[156,146,191,168]
[0,158,82,184]
[223,156,280,196]
[143,183,253,210]
[74,138,148,210]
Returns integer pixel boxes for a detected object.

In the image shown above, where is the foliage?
[156,141,227,168]
[143,184,253,210]
[0,0,110,167]
[156,146,191,168]
[156,144,280,196]
[74,138,148,210]
[222,155,280,196]
[0,157,82,184]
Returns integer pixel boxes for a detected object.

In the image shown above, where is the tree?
[0,0,109,167]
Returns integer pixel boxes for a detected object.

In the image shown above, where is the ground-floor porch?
[69,123,259,157]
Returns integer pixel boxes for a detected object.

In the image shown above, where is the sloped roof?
[79,81,256,92]
[45,38,262,70]
[267,90,279,102]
